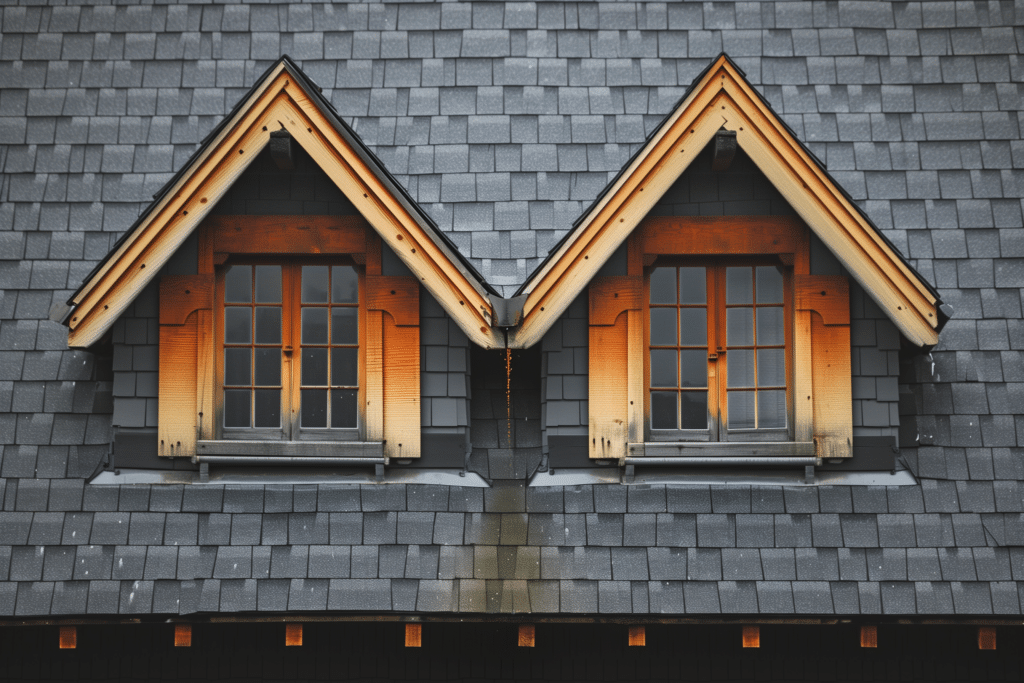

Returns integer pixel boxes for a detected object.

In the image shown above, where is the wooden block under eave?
[860,625,877,648]
[174,624,192,647]
[59,626,76,649]
[742,626,759,648]
[628,626,646,647]
[405,623,422,647]
[285,623,303,647]
[518,624,535,647]
[978,627,996,650]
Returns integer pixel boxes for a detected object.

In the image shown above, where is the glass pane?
[727,308,754,346]
[680,392,708,430]
[331,389,358,429]
[757,307,785,346]
[756,266,784,304]
[224,266,251,303]
[679,349,707,388]
[224,390,250,428]
[726,267,753,304]
[649,308,677,346]
[301,308,329,344]
[331,347,358,387]
[757,348,786,387]
[728,349,756,387]
[678,267,706,304]
[650,268,676,304]
[302,348,328,386]
[301,389,327,428]
[332,308,358,345]
[332,266,358,304]
[224,348,251,386]
[255,265,282,303]
[254,389,280,428]
[758,390,787,429]
[302,265,329,303]
[650,349,677,388]
[651,392,677,430]
[224,308,251,344]
[255,307,281,344]
[728,391,755,429]
[254,348,281,386]
[678,308,707,347]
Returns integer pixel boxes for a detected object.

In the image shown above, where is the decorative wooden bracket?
[366,275,419,326]
[588,276,642,326]
[159,274,214,325]
[796,274,849,326]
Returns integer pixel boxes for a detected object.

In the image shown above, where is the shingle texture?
[0,0,1022,618]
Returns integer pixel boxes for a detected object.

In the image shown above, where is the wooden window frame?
[157,215,421,462]
[214,258,366,442]
[589,216,852,463]
[644,258,794,443]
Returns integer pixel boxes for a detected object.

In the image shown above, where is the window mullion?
[284,264,299,440]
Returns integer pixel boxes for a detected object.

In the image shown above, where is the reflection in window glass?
[649,266,708,431]
[223,264,282,429]
[300,265,359,430]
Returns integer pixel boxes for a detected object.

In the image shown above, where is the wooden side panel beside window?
[158,275,214,457]
[588,276,641,460]
[367,275,420,459]
[797,275,852,459]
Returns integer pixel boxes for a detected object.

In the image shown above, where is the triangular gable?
[64,57,504,350]
[510,54,944,349]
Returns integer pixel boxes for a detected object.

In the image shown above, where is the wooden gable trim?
[510,55,939,349]
[67,62,501,350]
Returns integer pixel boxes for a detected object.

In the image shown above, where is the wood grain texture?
[366,275,420,327]
[589,306,629,460]
[796,274,850,325]
[364,309,384,444]
[159,275,213,325]
[383,313,420,459]
[639,216,805,256]
[588,276,642,326]
[811,311,853,459]
[208,215,367,255]
[158,311,199,457]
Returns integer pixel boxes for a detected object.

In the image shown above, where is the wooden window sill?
[627,441,816,462]
[196,440,385,461]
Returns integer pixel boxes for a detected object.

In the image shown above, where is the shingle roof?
[1,0,1023,619]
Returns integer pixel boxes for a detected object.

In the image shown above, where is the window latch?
[708,353,718,361]
[283,345,293,357]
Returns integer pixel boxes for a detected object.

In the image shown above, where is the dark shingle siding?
[0,0,1023,619]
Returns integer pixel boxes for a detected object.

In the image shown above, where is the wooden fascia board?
[69,63,290,311]
[276,82,501,349]
[68,68,293,348]
[712,74,939,346]
[508,71,724,349]
[510,56,939,349]
[68,68,502,350]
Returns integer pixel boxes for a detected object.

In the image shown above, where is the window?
[647,262,790,441]
[219,263,362,440]
[155,216,422,461]
[588,216,852,462]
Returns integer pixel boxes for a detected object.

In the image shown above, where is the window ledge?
[196,440,385,465]
[627,441,816,465]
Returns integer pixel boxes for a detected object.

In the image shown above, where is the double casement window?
[647,262,789,440]
[588,216,853,462]
[156,216,421,461]
[219,263,361,439]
